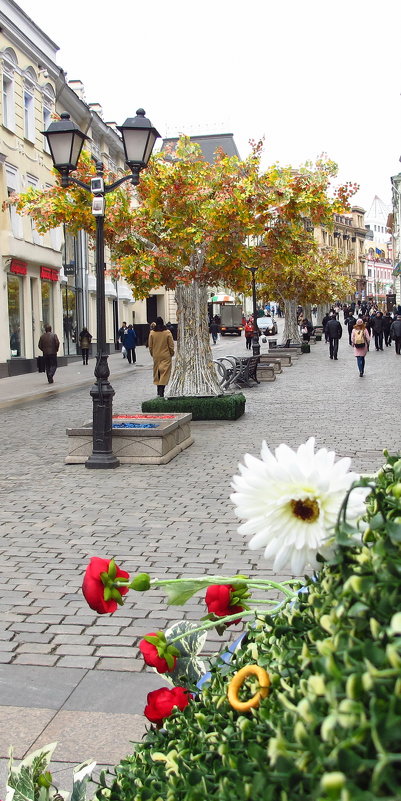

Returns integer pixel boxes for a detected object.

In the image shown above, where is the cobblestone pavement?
[0,321,399,784]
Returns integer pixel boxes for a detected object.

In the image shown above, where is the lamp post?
[44,109,160,469]
[246,266,260,357]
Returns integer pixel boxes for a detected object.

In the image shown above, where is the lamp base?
[85,452,120,469]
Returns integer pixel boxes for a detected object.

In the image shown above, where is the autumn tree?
[10,141,357,395]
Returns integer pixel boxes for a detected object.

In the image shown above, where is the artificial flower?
[205,584,244,625]
[144,686,192,726]
[82,557,129,614]
[230,437,369,575]
[139,632,179,673]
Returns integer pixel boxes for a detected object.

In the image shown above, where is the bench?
[259,355,282,373]
[213,356,260,390]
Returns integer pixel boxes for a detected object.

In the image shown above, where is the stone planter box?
[65,413,193,465]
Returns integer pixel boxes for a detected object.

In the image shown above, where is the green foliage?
[141,394,246,420]
[163,621,208,687]
[94,454,401,800]
[6,744,95,801]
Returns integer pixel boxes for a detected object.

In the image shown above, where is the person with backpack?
[351,319,370,377]
[326,313,342,360]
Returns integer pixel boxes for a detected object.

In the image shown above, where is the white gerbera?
[230,438,369,576]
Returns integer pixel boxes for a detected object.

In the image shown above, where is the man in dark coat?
[122,324,137,364]
[38,325,60,384]
[371,312,384,351]
[382,313,392,347]
[345,313,356,345]
[326,314,342,360]
[390,315,401,355]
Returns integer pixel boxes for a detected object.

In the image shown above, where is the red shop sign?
[40,266,59,281]
[10,259,27,276]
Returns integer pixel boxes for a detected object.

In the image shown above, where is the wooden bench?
[236,356,260,387]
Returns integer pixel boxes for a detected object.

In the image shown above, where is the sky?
[19,0,401,213]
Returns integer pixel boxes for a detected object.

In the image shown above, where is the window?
[6,164,22,238]
[24,90,34,141]
[2,73,15,130]
[41,280,53,329]
[43,105,51,151]
[8,274,24,357]
[26,175,42,244]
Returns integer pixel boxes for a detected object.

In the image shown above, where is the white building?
[364,195,394,306]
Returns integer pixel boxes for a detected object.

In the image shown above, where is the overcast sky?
[19,0,401,213]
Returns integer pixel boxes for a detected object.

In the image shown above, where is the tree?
[8,142,358,394]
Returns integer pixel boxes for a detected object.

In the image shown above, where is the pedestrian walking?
[371,312,384,351]
[390,314,401,354]
[148,316,175,396]
[244,319,254,350]
[118,322,127,357]
[351,319,370,377]
[78,327,92,365]
[326,314,342,360]
[122,324,137,364]
[345,313,356,345]
[322,312,331,342]
[38,325,59,384]
[209,320,219,345]
[382,312,392,347]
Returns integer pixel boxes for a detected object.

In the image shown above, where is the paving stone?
[13,655,60,666]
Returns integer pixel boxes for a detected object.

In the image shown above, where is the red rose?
[139,633,177,673]
[144,686,192,726]
[82,557,129,614]
[205,584,243,625]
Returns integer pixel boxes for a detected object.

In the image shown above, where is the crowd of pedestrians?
[322,301,401,377]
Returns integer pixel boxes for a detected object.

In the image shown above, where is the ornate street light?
[44,109,160,469]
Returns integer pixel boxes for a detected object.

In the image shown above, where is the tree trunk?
[304,302,312,321]
[167,280,223,398]
[281,299,301,344]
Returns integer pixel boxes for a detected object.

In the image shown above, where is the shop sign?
[63,261,76,276]
[40,266,59,281]
[10,259,27,276]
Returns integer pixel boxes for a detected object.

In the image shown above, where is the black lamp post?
[246,266,260,357]
[44,109,160,469]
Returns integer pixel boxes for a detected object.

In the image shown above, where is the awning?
[211,294,234,303]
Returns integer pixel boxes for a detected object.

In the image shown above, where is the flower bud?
[131,573,151,591]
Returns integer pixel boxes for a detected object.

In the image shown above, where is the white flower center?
[290,498,320,523]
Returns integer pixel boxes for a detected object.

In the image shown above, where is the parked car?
[256,316,278,336]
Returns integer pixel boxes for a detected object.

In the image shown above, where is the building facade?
[0,0,137,376]
[364,196,393,305]
[314,206,368,301]
[390,173,401,305]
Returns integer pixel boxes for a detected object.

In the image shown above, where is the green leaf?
[164,580,210,605]
[386,521,401,543]
[165,621,207,657]
[71,760,96,801]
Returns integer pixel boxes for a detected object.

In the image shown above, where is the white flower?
[230,438,369,576]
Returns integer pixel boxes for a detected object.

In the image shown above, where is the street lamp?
[245,266,260,357]
[44,109,160,469]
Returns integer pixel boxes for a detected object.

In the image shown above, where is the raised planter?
[142,393,246,420]
[65,413,193,465]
